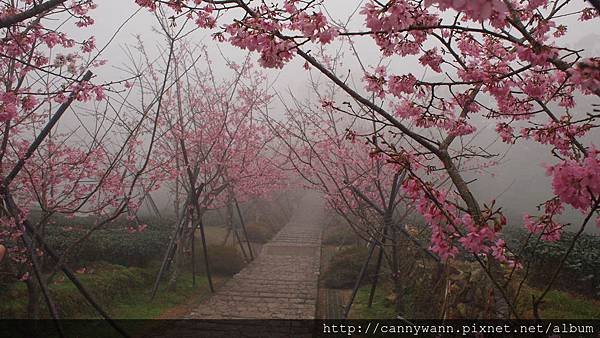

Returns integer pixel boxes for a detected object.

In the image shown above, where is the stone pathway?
[187,193,324,320]
[148,194,324,337]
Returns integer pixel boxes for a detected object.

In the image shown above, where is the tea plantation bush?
[0,262,150,318]
[44,218,171,268]
[506,229,600,297]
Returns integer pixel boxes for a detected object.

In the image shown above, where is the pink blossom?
[0,92,18,122]
[495,123,515,144]
[360,1,436,56]
[82,37,96,53]
[424,0,509,22]
[546,149,600,211]
[579,8,599,21]
[490,239,508,263]
[388,74,416,96]
[419,48,443,72]
[524,214,563,241]
[569,58,600,95]
[21,95,38,112]
[394,100,422,119]
[446,118,476,136]
[290,12,338,44]
[135,0,157,11]
[363,68,387,98]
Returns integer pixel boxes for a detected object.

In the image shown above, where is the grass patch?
[0,262,211,320]
[518,285,600,319]
[108,271,206,319]
[349,285,396,319]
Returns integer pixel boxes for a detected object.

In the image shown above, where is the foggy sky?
[59,1,600,233]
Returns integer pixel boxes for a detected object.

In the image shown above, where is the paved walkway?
[187,194,324,320]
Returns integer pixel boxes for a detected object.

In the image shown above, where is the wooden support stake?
[343,231,379,318]
[367,227,387,308]
[22,234,64,337]
[151,208,188,300]
[191,219,196,287]
[234,198,254,260]
[197,217,214,292]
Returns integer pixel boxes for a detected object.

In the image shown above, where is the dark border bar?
[1,319,599,337]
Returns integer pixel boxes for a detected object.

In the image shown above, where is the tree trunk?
[26,277,40,319]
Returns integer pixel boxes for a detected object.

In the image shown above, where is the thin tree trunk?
[25,278,40,319]
[368,227,387,308]
[151,200,190,300]
[191,223,196,287]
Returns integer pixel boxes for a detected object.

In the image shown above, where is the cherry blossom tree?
[0,0,597,323]
[0,2,169,330]
[134,0,600,319]
[263,83,449,315]
[122,15,286,295]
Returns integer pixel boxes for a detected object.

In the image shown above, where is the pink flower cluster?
[458,214,496,254]
[524,214,563,242]
[424,0,508,22]
[363,66,387,98]
[226,18,295,69]
[135,0,157,11]
[523,198,566,241]
[546,149,600,211]
[495,123,515,144]
[569,58,600,95]
[360,1,437,56]
[290,12,338,44]
[388,74,416,96]
[402,177,508,261]
[419,48,443,72]
[521,118,591,157]
[0,92,18,122]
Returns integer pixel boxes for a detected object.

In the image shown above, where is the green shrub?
[44,222,171,268]
[50,262,148,317]
[322,225,360,246]
[244,223,275,243]
[321,246,377,289]
[197,244,245,276]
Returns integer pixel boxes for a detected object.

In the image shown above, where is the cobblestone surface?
[186,195,324,320]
